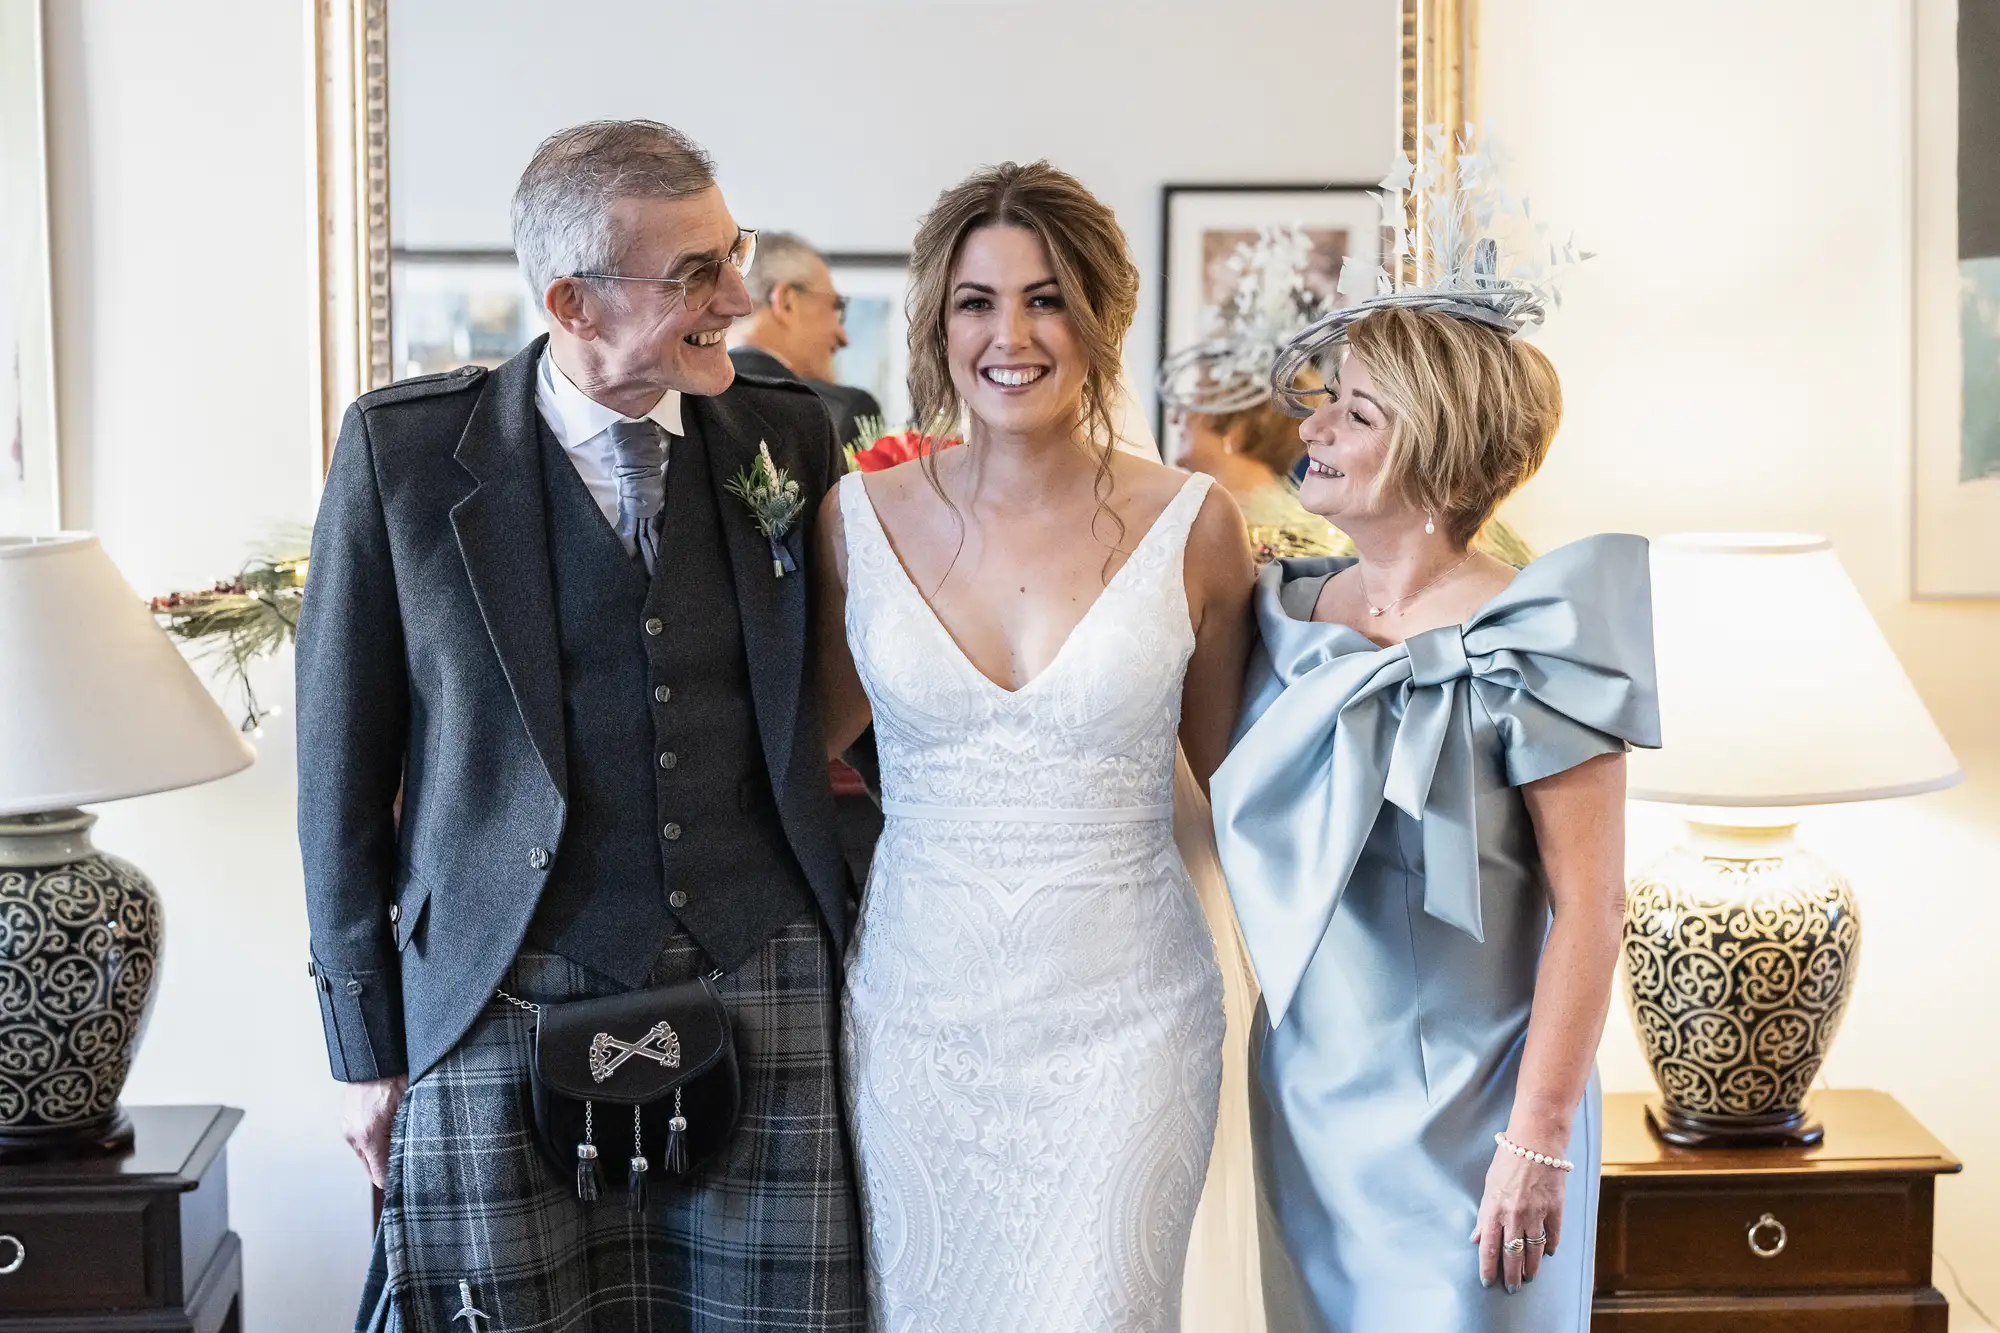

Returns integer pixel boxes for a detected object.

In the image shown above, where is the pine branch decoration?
[151,531,311,732]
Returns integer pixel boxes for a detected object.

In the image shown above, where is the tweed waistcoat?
[527,423,815,981]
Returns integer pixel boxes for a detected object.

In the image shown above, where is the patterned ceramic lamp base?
[0,811,162,1162]
[1623,822,1859,1149]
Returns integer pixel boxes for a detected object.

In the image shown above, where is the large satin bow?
[1212,534,1660,1025]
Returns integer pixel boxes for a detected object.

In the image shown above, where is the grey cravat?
[606,418,667,574]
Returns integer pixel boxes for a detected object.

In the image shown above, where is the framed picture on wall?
[1,0,59,536]
[389,247,916,431]
[1156,183,1382,438]
[389,248,538,383]
[1913,0,2000,597]
[827,253,912,430]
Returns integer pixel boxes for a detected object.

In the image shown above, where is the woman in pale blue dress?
[1211,302,1660,1331]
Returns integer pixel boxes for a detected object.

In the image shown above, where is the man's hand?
[342,1074,407,1188]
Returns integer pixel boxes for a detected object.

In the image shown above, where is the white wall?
[1481,0,2000,1323]
[42,0,1999,1325]
[43,2,367,1327]
[389,0,1402,401]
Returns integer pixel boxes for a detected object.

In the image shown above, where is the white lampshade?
[1628,534,1961,806]
[0,534,254,817]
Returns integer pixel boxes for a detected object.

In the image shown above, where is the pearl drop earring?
[1425,511,1436,536]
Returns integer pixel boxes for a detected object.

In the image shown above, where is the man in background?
[731,232,882,452]
[732,233,887,888]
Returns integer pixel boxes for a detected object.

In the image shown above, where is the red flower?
[848,429,961,473]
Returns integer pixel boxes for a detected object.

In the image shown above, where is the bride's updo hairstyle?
[1344,305,1562,548]
[906,161,1139,453]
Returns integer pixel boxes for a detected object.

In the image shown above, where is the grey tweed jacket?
[296,337,852,1084]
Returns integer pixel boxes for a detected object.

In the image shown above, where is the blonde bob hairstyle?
[906,161,1139,455]
[1343,305,1562,548]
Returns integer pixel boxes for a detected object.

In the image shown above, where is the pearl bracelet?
[1495,1131,1574,1173]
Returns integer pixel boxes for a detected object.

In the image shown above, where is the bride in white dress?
[814,161,1255,1332]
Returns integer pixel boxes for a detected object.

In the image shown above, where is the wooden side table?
[0,1105,242,1331]
[1594,1089,1960,1332]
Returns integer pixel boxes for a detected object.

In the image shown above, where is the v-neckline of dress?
[853,472,1204,698]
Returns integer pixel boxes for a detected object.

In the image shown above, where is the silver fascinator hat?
[1155,225,1328,414]
[1270,124,1589,418]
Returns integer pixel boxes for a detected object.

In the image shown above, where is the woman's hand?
[1467,750,1625,1292]
[1472,1138,1567,1292]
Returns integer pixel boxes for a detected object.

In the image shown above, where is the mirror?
[301,0,1477,1296]
[316,0,1472,466]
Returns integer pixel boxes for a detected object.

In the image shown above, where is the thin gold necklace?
[1359,552,1474,618]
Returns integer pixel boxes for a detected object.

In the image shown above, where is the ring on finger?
[1525,1233,1548,1248]
[1502,1236,1527,1254]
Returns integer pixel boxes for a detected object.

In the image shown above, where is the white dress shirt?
[534,350,684,555]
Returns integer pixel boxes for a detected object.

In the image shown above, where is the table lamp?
[0,534,254,1159]
[1622,534,1961,1147]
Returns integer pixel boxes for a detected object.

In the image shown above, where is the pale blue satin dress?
[1211,535,1659,1333]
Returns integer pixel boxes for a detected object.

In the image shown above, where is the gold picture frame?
[1400,0,1478,284]
[310,0,1478,471]
[312,0,391,472]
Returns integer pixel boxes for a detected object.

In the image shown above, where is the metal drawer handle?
[0,1234,21,1274]
[1747,1212,1787,1259]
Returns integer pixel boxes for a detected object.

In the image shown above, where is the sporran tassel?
[627,1105,650,1213]
[576,1100,604,1202]
[665,1088,689,1175]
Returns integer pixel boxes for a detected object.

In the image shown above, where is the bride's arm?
[814,487,873,758]
[1177,487,1256,792]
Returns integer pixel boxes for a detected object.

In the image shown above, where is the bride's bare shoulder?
[1105,451,1189,510]
[855,457,935,508]
[853,457,960,546]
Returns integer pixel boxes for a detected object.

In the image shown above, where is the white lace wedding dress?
[839,469,1227,1333]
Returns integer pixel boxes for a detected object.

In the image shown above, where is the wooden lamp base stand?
[1644,1099,1824,1150]
[0,1106,135,1164]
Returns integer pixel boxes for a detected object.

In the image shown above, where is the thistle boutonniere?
[726,441,806,578]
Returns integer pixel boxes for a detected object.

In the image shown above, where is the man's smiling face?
[579,187,754,399]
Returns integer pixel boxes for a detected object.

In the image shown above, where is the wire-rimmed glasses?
[569,228,758,314]
[806,288,850,320]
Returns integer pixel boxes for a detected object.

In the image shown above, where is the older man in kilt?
[297,121,866,1331]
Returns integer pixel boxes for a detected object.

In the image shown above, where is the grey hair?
[743,231,825,307]
[510,119,717,300]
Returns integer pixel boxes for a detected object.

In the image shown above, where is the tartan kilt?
[357,917,865,1333]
